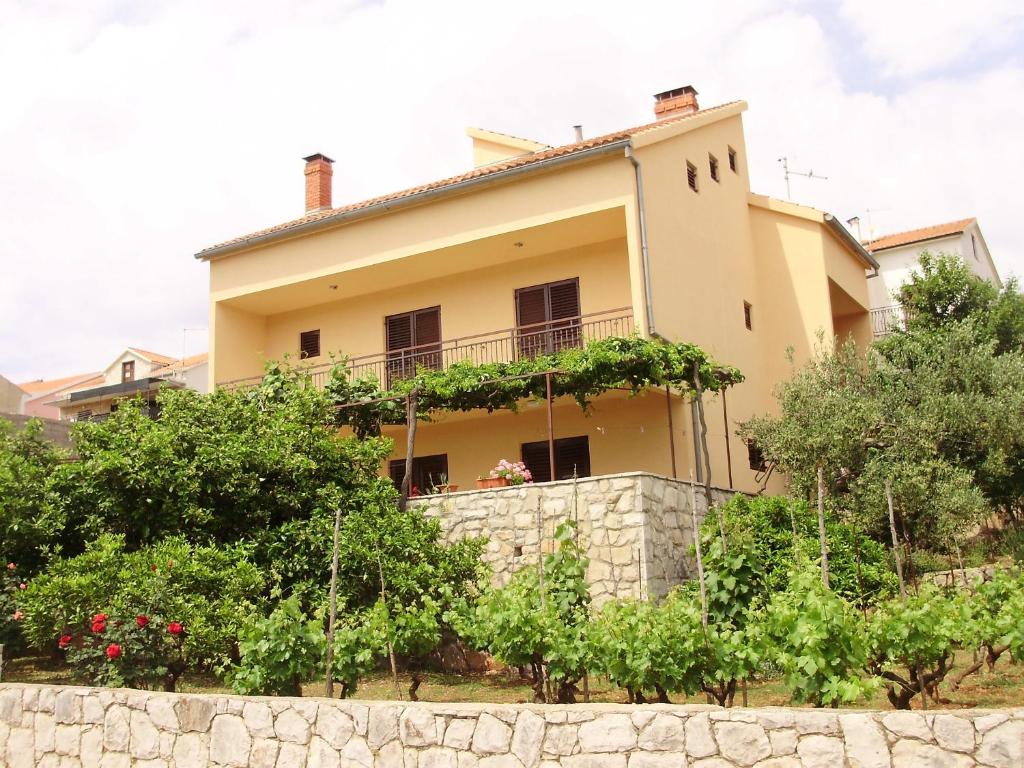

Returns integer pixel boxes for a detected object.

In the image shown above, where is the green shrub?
[865,584,971,709]
[230,596,325,696]
[19,535,263,668]
[761,566,873,707]
[62,610,186,690]
[704,495,897,605]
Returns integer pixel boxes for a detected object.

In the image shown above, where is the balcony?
[220,307,635,390]
[870,304,905,338]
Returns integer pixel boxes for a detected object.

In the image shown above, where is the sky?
[1,0,1022,383]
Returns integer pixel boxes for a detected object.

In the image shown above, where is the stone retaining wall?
[411,473,736,604]
[2,684,1023,768]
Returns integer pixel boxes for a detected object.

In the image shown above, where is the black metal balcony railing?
[870,304,905,338]
[220,307,635,391]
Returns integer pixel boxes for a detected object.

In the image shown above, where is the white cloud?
[0,1,1021,382]
[838,0,1024,78]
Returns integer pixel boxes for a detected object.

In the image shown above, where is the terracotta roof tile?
[17,372,102,396]
[865,218,975,252]
[197,102,743,258]
[150,352,209,378]
[127,348,178,365]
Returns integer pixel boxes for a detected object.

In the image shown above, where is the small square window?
[728,146,738,173]
[121,360,135,383]
[709,154,720,183]
[686,161,698,192]
[299,329,320,359]
[747,440,767,471]
[743,302,753,330]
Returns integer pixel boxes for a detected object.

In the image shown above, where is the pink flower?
[18,583,26,590]
[12,610,23,621]
[6,563,14,570]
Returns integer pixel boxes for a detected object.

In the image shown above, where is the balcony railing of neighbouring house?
[870,304,906,338]
[219,307,635,391]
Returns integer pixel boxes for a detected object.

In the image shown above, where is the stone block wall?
[3,684,1024,768]
[410,473,736,604]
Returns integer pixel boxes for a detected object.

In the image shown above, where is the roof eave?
[824,214,880,270]
[195,139,633,262]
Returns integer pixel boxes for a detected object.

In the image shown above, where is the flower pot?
[436,484,459,494]
[476,477,511,490]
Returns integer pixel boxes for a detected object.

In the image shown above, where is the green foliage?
[589,595,705,701]
[701,495,896,606]
[18,535,263,668]
[967,571,1024,659]
[328,336,742,436]
[865,584,970,708]
[761,567,873,707]
[453,521,591,702]
[63,610,186,690]
[0,418,67,575]
[230,596,325,696]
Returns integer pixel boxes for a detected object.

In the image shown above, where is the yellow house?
[196,86,877,496]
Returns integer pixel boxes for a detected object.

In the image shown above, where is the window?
[686,161,699,192]
[385,307,442,386]
[709,154,720,183]
[76,409,93,423]
[515,279,581,358]
[743,301,753,330]
[121,361,135,383]
[728,146,738,173]
[521,436,591,484]
[747,440,767,471]
[299,329,321,359]
[388,454,449,494]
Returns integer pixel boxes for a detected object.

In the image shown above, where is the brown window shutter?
[556,436,591,480]
[414,308,442,371]
[389,454,449,492]
[521,435,591,483]
[521,441,553,484]
[515,286,548,328]
[299,329,320,359]
[388,459,405,487]
[386,315,413,352]
[548,280,580,321]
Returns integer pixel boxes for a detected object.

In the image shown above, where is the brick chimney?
[303,153,334,214]
[653,86,699,120]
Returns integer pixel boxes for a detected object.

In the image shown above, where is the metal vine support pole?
[817,465,830,589]
[325,505,343,697]
[545,372,556,483]
[689,472,709,632]
[536,498,548,702]
[886,480,907,601]
[664,385,677,478]
[398,391,419,512]
[692,367,725,552]
[721,389,734,489]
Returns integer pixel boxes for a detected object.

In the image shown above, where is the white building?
[863,217,1001,336]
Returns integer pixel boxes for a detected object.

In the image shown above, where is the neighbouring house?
[196,84,878,511]
[864,217,1001,337]
[17,372,103,420]
[38,349,209,422]
[0,374,29,415]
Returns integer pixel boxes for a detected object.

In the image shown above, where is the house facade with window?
[863,217,1001,337]
[43,348,209,422]
[198,85,877,496]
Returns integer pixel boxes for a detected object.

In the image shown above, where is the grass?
[6,651,1024,709]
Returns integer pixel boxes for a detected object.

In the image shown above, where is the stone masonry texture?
[411,472,735,605]
[3,684,1023,767]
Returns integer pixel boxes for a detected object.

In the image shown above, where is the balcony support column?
[545,373,556,483]
[665,385,677,479]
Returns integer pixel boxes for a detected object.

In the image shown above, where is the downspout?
[625,145,662,340]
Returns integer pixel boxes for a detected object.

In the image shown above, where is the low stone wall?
[411,473,736,604]
[2,684,1023,768]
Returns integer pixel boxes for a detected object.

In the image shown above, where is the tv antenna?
[778,156,828,199]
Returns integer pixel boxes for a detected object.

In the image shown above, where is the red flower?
[92,613,108,623]
[167,621,184,636]
[91,620,106,634]
[58,635,73,649]
[136,614,150,628]
[105,643,122,660]
[150,564,158,572]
